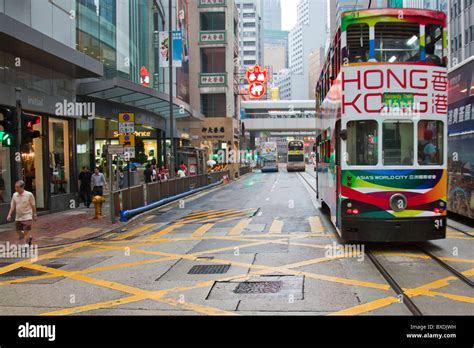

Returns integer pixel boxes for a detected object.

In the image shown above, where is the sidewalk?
[0,198,123,248]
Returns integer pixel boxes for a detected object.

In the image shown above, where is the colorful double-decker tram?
[315,8,448,242]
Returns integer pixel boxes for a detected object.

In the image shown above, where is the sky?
[280,0,298,31]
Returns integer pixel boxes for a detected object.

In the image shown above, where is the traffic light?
[0,105,15,147]
[22,114,41,144]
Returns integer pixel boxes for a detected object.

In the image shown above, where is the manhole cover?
[0,263,65,277]
[188,264,230,275]
[234,281,282,294]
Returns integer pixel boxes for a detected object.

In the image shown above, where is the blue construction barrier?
[119,179,224,222]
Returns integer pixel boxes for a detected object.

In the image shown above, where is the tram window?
[382,121,414,166]
[425,24,445,66]
[375,22,420,63]
[418,121,444,165]
[346,121,378,166]
[347,24,369,63]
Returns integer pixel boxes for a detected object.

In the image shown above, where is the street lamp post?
[14,87,22,182]
[168,0,175,178]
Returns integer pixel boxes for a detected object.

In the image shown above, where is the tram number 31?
[434,219,443,230]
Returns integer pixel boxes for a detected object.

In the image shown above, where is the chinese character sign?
[246,64,267,99]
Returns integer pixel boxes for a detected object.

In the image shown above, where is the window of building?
[76,119,93,173]
[243,22,256,28]
[200,12,225,31]
[418,121,444,165]
[201,94,227,117]
[49,118,70,195]
[382,121,414,166]
[375,22,420,63]
[347,24,370,63]
[201,48,226,73]
[346,120,378,166]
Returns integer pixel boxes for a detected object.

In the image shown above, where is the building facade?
[447,0,471,68]
[262,0,281,31]
[285,0,326,100]
[0,0,102,221]
[236,0,263,68]
[308,47,325,98]
[188,0,241,177]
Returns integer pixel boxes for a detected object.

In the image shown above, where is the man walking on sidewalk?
[6,180,37,248]
[78,167,92,208]
[91,167,107,196]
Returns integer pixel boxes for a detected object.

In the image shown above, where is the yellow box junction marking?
[269,219,283,234]
[191,224,214,237]
[113,224,156,241]
[1,216,472,317]
[229,218,252,236]
[309,216,325,233]
[57,227,101,239]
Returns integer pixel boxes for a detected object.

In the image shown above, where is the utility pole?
[168,0,175,178]
[14,87,22,182]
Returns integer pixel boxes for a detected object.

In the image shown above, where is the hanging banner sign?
[159,31,183,68]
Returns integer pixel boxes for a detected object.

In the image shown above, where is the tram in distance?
[287,140,306,172]
[447,57,474,219]
[315,8,448,242]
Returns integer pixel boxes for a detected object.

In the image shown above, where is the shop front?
[191,117,241,178]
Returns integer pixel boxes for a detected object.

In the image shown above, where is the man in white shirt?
[91,167,108,196]
[7,180,37,247]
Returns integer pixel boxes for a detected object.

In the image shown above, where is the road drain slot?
[188,264,230,274]
[234,281,282,294]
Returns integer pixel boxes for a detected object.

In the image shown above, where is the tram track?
[446,222,474,238]
[298,170,474,315]
[297,171,425,315]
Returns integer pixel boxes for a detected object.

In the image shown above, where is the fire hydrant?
[92,195,106,219]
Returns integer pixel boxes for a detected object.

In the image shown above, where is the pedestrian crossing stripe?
[177,209,257,224]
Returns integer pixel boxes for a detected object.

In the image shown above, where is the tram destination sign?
[342,65,448,117]
[383,93,414,108]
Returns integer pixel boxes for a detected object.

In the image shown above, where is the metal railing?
[113,171,229,217]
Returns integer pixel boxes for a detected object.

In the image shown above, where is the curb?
[36,178,232,250]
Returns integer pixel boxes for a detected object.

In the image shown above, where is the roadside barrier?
[117,171,229,222]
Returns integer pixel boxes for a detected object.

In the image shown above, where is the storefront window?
[76,119,93,172]
[0,145,12,203]
[49,118,70,195]
[22,113,44,209]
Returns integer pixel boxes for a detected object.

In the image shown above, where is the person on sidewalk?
[78,167,92,208]
[6,180,37,248]
[117,167,125,190]
[179,161,187,175]
[144,164,153,184]
[91,167,107,196]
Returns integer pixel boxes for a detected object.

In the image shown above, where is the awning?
[78,78,204,120]
[0,13,103,78]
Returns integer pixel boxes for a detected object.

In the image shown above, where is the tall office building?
[188,0,241,176]
[448,0,473,68]
[279,0,326,100]
[262,0,282,30]
[236,0,263,68]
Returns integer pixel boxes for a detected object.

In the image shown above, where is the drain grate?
[188,264,230,275]
[0,263,65,277]
[234,281,282,294]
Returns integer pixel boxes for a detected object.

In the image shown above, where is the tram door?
[335,120,341,227]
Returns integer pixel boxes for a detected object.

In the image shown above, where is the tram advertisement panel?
[341,170,447,218]
[341,65,448,117]
[448,59,474,217]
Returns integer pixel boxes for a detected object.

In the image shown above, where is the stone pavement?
[0,197,123,248]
